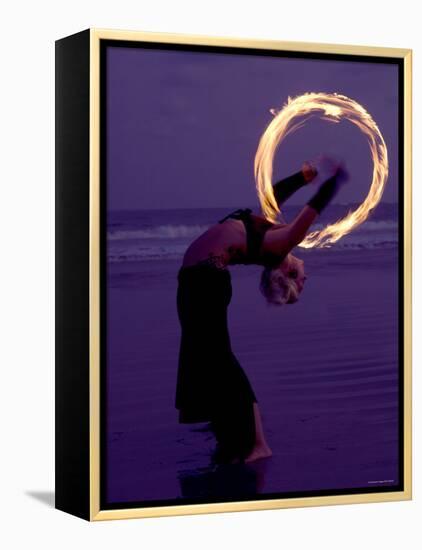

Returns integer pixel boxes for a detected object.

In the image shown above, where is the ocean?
[107,202,399,265]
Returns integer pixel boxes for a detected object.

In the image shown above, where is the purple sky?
[106,46,399,210]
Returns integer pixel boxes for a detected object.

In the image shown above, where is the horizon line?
[108,201,399,212]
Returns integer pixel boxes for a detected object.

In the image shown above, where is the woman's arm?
[286,169,348,248]
[264,169,348,257]
[272,162,317,206]
[262,203,318,259]
[285,205,319,249]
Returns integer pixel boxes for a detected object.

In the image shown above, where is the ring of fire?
[253,92,389,248]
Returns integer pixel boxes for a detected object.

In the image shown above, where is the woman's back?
[181,209,286,269]
[181,217,247,268]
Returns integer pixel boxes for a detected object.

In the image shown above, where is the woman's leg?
[210,397,256,464]
[244,402,273,463]
[210,400,272,464]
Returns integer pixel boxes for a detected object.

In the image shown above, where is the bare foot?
[244,443,273,463]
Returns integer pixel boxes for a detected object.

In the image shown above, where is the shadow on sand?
[178,457,271,500]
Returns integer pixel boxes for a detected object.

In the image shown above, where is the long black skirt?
[175,262,257,461]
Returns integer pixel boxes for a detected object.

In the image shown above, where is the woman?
[175,155,349,465]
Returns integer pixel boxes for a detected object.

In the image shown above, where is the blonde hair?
[259,266,300,306]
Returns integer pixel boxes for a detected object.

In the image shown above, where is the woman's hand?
[334,163,350,185]
[301,160,318,183]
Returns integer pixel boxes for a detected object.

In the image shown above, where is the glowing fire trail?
[254,92,389,248]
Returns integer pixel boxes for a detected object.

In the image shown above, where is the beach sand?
[105,247,400,504]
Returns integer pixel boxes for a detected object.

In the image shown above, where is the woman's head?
[260,254,307,306]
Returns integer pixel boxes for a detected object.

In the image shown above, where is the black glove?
[272,170,308,205]
[307,166,349,214]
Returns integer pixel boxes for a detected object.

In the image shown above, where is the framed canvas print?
[55,28,412,521]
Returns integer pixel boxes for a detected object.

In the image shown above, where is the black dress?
[175,260,258,462]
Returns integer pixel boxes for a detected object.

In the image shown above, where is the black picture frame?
[55,28,412,521]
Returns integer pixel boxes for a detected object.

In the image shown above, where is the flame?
[254,92,389,248]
